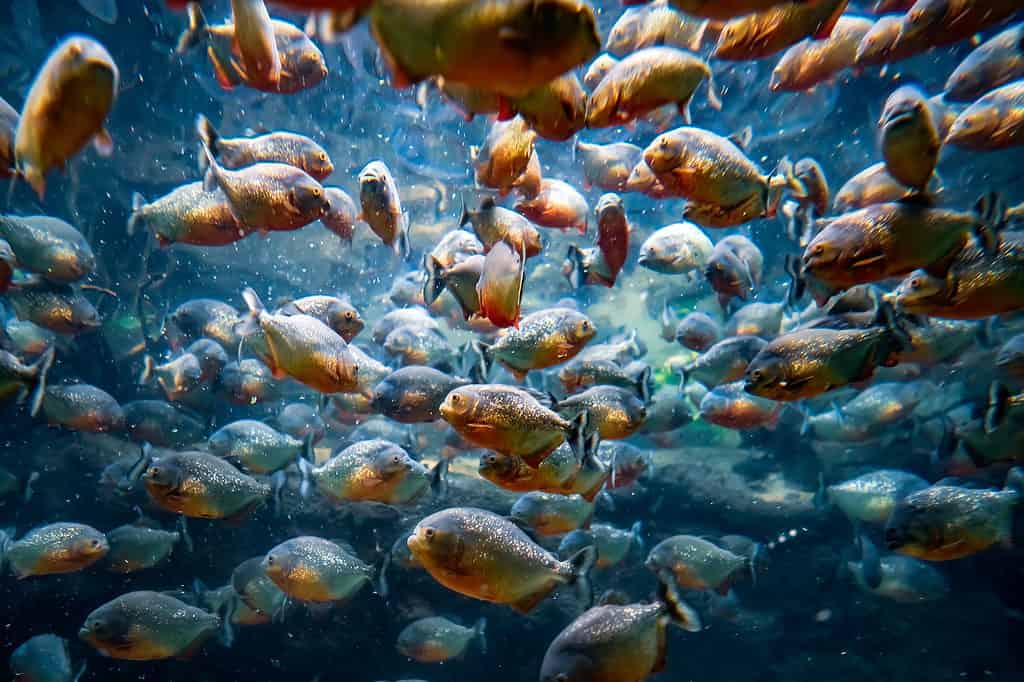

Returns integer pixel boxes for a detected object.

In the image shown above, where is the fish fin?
[377,551,391,601]
[565,244,586,289]
[72,662,87,682]
[679,98,692,125]
[429,457,449,498]
[271,470,287,516]
[985,381,1011,434]
[705,67,722,111]
[564,545,597,608]
[497,95,514,122]
[473,617,487,654]
[728,126,753,152]
[93,128,114,157]
[396,212,411,261]
[297,453,314,498]
[138,354,154,385]
[175,2,208,54]
[857,533,882,590]
[22,471,38,505]
[635,365,652,404]
[813,0,847,40]
[510,590,549,615]
[566,410,593,463]
[127,192,147,236]
[195,114,219,162]
[630,520,644,555]
[423,255,447,304]
[27,346,53,418]
[200,145,221,193]
[21,163,46,200]
[176,514,194,553]
[237,287,265,337]
[972,191,1007,255]
[657,575,702,632]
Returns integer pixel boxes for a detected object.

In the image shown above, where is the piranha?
[262,536,375,602]
[1,523,109,579]
[407,507,596,613]
[396,616,487,663]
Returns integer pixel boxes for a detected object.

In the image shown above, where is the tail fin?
[22,471,39,505]
[634,365,652,404]
[812,472,829,511]
[423,255,447,305]
[0,527,12,574]
[176,515,194,553]
[972,191,1007,255]
[218,595,237,648]
[176,2,209,54]
[397,213,412,262]
[377,551,391,601]
[565,244,586,289]
[875,299,912,356]
[195,114,219,173]
[705,67,722,111]
[630,520,644,555]
[199,143,224,193]
[784,253,805,309]
[470,339,492,383]
[123,443,154,490]
[297,454,314,499]
[271,470,287,517]
[127,192,147,236]
[138,354,155,386]
[26,346,54,418]
[857,534,882,589]
[472,617,487,655]
[767,156,807,217]
[238,287,265,337]
[429,457,449,498]
[657,575,702,633]
[986,381,1012,433]
[565,545,596,608]
[566,410,592,463]
[458,197,471,228]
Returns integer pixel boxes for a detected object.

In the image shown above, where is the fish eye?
[345,311,355,320]
[391,455,401,464]
[266,555,275,565]
[750,369,763,381]
[810,243,825,256]
[318,152,327,161]
[450,394,461,405]
[486,455,497,464]
[90,539,102,548]
[424,528,436,540]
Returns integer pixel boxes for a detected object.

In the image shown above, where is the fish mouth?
[881,108,917,129]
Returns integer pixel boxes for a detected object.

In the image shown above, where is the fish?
[558,358,651,401]
[575,141,643,192]
[473,117,537,197]
[705,235,763,309]
[539,580,700,682]
[359,160,410,255]
[321,187,359,244]
[9,633,84,682]
[208,419,309,474]
[262,536,374,602]
[558,521,644,568]
[196,114,333,180]
[367,0,600,97]
[945,80,1024,151]
[896,0,1020,50]
[6,282,100,336]
[202,143,329,232]
[586,47,719,128]
[232,555,287,617]
[675,312,722,352]
[476,239,526,328]
[1,523,108,578]
[510,491,595,536]
[15,35,118,198]
[700,381,783,430]
[128,183,245,248]
[831,162,941,213]
[726,302,784,338]
[0,97,17,178]
[42,383,124,433]
[105,516,185,573]
[854,13,930,67]
[177,3,328,94]
[396,617,487,663]
[79,591,220,660]
[996,333,1024,386]
[474,307,596,381]
[407,507,596,613]
[141,449,272,520]
[885,469,1023,561]
[276,402,326,444]
[551,385,647,441]
[424,254,486,320]
[299,438,442,505]
[372,366,471,423]
[670,0,816,21]
[944,24,1024,102]
[879,85,941,192]
[238,288,360,394]
[826,469,930,525]
[646,534,751,593]
[514,179,589,234]
[770,16,874,92]
[847,538,949,602]
[583,54,620,90]
[221,359,280,405]
[0,215,95,284]
[440,384,591,467]
[123,400,206,448]
[229,0,281,90]
[681,335,767,388]
[637,222,713,274]
[510,75,587,142]
[713,0,850,61]
[461,197,543,258]
[276,295,364,343]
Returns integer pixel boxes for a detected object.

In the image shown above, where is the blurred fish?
[407,507,596,613]
[576,140,642,192]
[879,85,941,192]
[637,222,713,274]
[473,117,536,196]
[896,0,1019,50]
[221,358,280,405]
[208,419,308,474]
[461,197,543,258]
[396,616,487,663]
[559,521,643,568]
[0,345,53,417]
[826,469,929,525]
[847,537,949,602]
[558,358,651,401]
[583,53,620,90]
[300,438,442,505]
[705,235,762,309]
[510,491,594,536]
[105,515,185,574]
[232,555,287,618]
[854,14,930,67]
[367,0,600,97]
[885,469,1023,561]
[79,591,220,660]
[372,366,470,423]
[123,400,206,448]
[832,162,941,213]
[263,536,374,602]
[510,75,587,142]
[9,633,84,682]
[996,333,1024,386]
[141,449,272,520]
[945,81,1024,151]
[675,312,722,352]
[230,0,281,90]
[359,160,410,255]
[43,383,124,433]
[0,215,95,284]
[7,282,100,336]
[1,522,108,578]
[477,239,526,328]
[646,534,751,593]
[0,97,19,179]
[770,16,874,92]
[321,187,358,244]
[944,24,1024,102]
[15,35,118,198]
[727,302,784,338]
[128,183,245,248]
[681,335,767,388]
[700,381,783,430]
[515,179,589,234]
[475,307,596,381]
[277,295,364,343]
[713,0,850,61]
[551,385,646,440]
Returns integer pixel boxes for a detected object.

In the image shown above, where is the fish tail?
[71,662,87,682]
[22,471,38,505]
[176,2,209,54]
[972,191,1007,255]
[176,514,194,553]
[875,299,912,356]
[423,255,447,305]
[985,381,1012,434]
[634,364,652,404]
[270,470,287,517]
[630,520,644,555]
[812,472,830,511]
[127,192,148,236]
[138,354,155,386]
[429,457,449,499]
[297,454,314,499]
[857,533,883,590]
[458,196,471,228]
[199,142,224,193]
[564,545,596,608]
[705,66,722,112]
[0,526,12,574]
[1005,467,1024,501]
[473,617,487,655]
[195,114,220,169]
[377,552,391,601]
[218,595,237,648]
[750,542,766,585]
[237,287,265,337]
[396,212,412,262]
[122,443,154,491]
[678,365,691,389]
[656,574,702,633]
[26,345,54,418]
[565,244,586,290]
[566,410,594,463]
[470,339,492,383]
